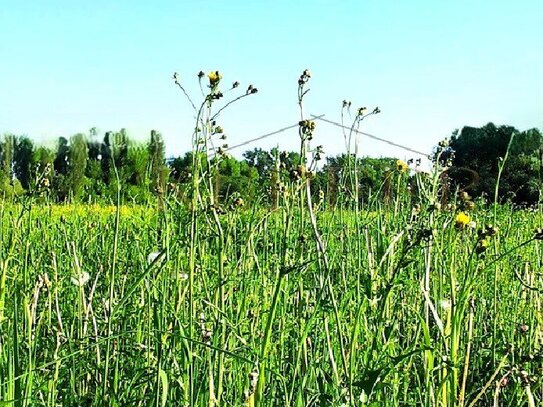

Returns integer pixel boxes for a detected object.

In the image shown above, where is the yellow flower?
[208,71,222,86]
[455,212,470,229]
[476,238,489,254]
[396,159,408,172]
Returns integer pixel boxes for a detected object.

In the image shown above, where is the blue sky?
[1,0,542,161]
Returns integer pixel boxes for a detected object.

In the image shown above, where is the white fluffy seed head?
[71,271,90,287]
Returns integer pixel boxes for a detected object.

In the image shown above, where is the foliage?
[438,123,543,205]
[315,155,396,206]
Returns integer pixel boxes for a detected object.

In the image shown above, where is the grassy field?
[1,73,542,406]
[0,175,542,406]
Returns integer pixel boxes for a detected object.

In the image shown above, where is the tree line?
[0,122,541,205]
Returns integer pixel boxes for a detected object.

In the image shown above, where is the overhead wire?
[206,113,431,159]
[310,114,430,158]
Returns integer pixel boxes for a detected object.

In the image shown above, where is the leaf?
[159,368,169,407]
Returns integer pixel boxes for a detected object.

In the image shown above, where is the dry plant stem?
[466,353,509,407]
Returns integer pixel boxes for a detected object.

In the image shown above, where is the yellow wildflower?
[476,238,489,254]
[455,212,470,229]
[208,71,222,86]
[396,159,408,172]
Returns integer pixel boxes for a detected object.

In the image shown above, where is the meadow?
[0,179,542,406]
[0,71,542,406]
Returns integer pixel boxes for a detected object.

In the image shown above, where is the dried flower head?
[458,191,470,201]
[439,299,451,311]
[464,200,476,211]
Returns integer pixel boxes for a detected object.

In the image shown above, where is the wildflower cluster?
[199,313,212,345]
[299,119,316,141]
[458,191,476,211]
[230,193,245,209]
[298,68,311,85]
[396,159,408,173]
[476,224,498,255]
[244,368,259,402]
[434,137,455,167]
[455,212,471,229]
[407,158,422,167]
[207,70,222,87]
[290,164,313,181]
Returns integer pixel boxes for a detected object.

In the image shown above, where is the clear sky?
[1,0,542,161]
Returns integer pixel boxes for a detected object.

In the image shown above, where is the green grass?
[0,186,542,406]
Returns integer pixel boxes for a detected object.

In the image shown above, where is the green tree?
[148,130,166,193]
[438,123,543,204]
[13,136,34,190]
[68,134,89,200]
[316,154,396,206]
[214,155,258,203]
[101,132,113,185]
[53,137,70,175]
[0,134,15,180]
[0,135,24,198]
[126,144,151,202]
[33,145,55,197]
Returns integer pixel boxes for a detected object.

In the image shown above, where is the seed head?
[458,191,470,201]
[71,271,90,287]
[464,200,476,211]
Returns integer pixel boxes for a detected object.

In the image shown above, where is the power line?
[207,113,430,159]
[220,114,325,152]
[310,114,430,158]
